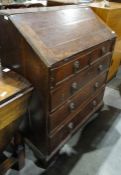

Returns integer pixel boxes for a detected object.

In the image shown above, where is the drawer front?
[50,53,111,111]
[0,94,30,130]
[49,88,104,152]
[50,40,113,88]
[49,71,107,133]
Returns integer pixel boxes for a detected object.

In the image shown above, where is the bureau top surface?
[1,6,115,67]
[90,2,121,10]
[0,67,31,104]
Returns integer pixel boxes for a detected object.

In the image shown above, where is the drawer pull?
[98,64,103,71]
[94,82,99,88]
[68,122,74,129]
[69,102,75,112]
[71,82,78,93]
[73,60,80,73]
[93,100,97,107]
[102,46,107,54]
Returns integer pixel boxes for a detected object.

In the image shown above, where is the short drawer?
[49,71,107,133]
[50,53,111,111]
[50,40,113,88]
[49,88,104,152]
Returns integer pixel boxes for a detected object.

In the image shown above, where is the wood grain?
[49,88,104,152]
[90,2,121,80]
[49,72,107,133]
[50,53,111,111]
[7,7,115,67]
[0,6,115,164]
[0,94,30,130]
[0,68,33,152]
[0,69,31,103]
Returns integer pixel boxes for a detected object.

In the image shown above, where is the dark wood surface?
[0,68,31,103]
[49,72,107,133]
[0,131,25,174]
[0,156,17,174]
[49,87,104,152]
[0,6,116,165]
[89,1,121,80]
[0,68,33,173]
[50,54,111,111]
[50,40,113,86]
[109,0,121,2]
[0,68,33,152]
[0,7,115,67]
[0,2,44,10]
[47,0,74,6]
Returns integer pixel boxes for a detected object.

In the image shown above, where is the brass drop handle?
[93,100,97,107]
[102,46,107,54]
[68,122,74,129]
[94,82,99,88]
[73,60,80,73]
[69,102,75,112]
[98,64,103,71]
[71,82,78,93]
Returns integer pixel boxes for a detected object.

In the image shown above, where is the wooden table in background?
[89,1,121,80]
[0,67,33,174]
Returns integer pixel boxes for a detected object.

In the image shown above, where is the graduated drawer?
[50,53,111,112]
[49,71,107,133]
[50,40,113,88]
[49,88,104,152]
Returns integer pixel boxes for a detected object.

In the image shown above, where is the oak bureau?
[0,6,116,165]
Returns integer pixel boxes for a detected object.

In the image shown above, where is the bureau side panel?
[0,15,49,156]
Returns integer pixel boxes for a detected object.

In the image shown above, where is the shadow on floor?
[43,106,121,175]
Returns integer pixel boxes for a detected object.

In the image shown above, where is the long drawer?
[49,71,107,133]
[50,53,111,111]
[49,88,104,152]
[50,40,113,88]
